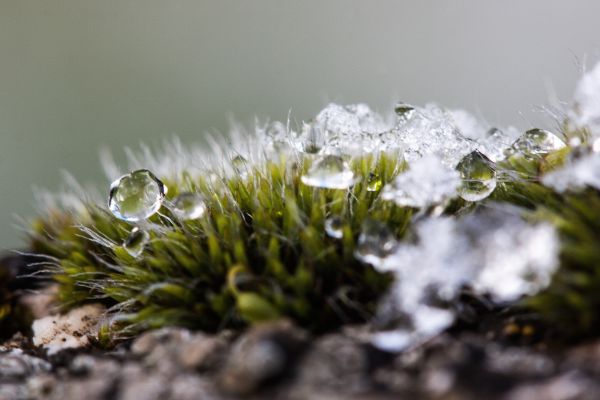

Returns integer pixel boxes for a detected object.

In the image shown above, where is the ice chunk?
[372,208,559,351]
[542,151,600,192]
[392,104,475,167]
[570,62,600,134]
[450,109,487,140]
[381,156,460,208]
[477,127,521,162]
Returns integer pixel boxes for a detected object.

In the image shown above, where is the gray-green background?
[1,0,599,248]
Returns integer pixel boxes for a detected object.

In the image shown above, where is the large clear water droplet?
[301,155,356,189]
[325,216,344,239]
[355,220,398,267]
[108,170,167,222]
[366,172,382,192]
[172,192,207,220]
[123,227,150,258]
[456,150,497,202]
[505,128,566,159]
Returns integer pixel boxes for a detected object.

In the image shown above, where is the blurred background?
[1,0,600,248]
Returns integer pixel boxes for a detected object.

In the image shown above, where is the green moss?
[31,153,411,338]
[27,128,600,343]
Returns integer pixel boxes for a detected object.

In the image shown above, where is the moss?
[31,153,411,338]
[25,120,600,344]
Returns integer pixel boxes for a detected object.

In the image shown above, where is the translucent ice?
[301,155,357,189]
[309,103,390,155]
[477,127,521,162]
[108,169,167,222]
[392,104,475,167]
[381,156,460,208]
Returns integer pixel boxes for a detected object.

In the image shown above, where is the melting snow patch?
[371,208,559,352]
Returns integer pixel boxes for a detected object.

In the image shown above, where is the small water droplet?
[355,220,398,266]
[456,151,497,202]
[123,227,150,258]
[231,155,250,178]
[301,155,357,189]
[366,172,382,192]
[108,169,167,222]
[394,102,416,120]
[505,128,566,159]
[172,192,207,220]
[325,216,344,239]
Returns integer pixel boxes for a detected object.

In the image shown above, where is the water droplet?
[505,128,566,159]
[301,155,357,189]
[172,192,207,220]
[295,124,324,154]
[355,220,398,266]
[394,102,416,120]
[324,216,344,239]
[123,227,150,258]
[231,155,250,178]
[456,150,497,202]
[366,172,382,192]
[108,169,167,222]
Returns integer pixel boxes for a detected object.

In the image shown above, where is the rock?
[218,320,308,395]
[504,371,600,400]
[0,349,51,379]
[287,333,370,397]
[131,327,228,373]
[32,304,105,355]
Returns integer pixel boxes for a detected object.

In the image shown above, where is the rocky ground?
[2,254,600,400]
[2,321,600,400]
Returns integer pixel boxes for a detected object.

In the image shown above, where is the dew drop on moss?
[324,216,344,239]
[355,220,398,267]
[505,128,566,159]
[366,172,382,192]
[231,155,249,178]
[172,192,207,220]
[108,169,167,222]
[123,227,150,258]
[456,150,497,202]
[300,155,356,189]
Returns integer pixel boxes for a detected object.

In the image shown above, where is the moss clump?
[31,153,412,338]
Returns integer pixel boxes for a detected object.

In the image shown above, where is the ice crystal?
[542,151,600,192]
[381,156,460,208]
[372,208,559,351]
[392,104,475,167]
[570,61,600,135]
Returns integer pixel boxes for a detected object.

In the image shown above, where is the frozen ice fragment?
[381,156,459,208]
